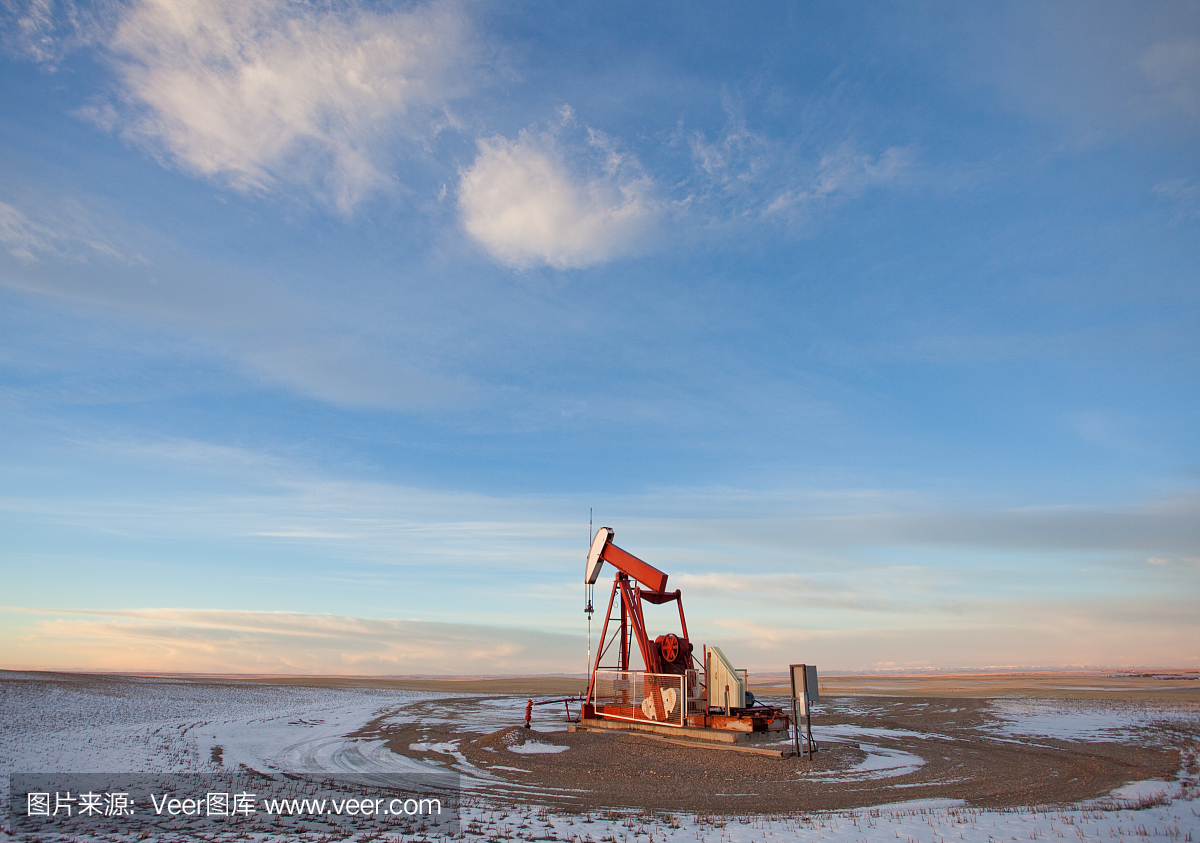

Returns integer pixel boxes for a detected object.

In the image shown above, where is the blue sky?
[1,0,1198,675]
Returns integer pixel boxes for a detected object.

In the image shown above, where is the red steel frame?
[585,536,694,704]
[582,529,791,737]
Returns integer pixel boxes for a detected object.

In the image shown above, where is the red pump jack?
[581,528,789,737]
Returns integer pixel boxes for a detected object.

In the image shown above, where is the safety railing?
[685,669,707,719]
[590,669,690,727]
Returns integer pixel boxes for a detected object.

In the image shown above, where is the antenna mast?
[585,508,594,683]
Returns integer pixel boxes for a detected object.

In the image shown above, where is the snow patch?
[509,740,569,754]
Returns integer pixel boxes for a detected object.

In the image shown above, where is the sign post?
[789,664,819,759]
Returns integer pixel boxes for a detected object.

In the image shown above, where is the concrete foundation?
[572,716,786,745]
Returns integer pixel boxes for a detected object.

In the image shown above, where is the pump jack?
[581,528,789,737]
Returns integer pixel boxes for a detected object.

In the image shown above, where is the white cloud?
[96,0,473,211]
[458,112,658,269]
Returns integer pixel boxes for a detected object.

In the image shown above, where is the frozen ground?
[988,698,1200,742]
[0,671,439,777]
[2,671,1198,842]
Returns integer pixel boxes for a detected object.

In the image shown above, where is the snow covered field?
[2,671,1197,842]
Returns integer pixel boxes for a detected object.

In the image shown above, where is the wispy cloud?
[1137,35,1200,125]
[1154,178,1200,223]
[764,145,911,217]
[458,107,659,269]
[963,5,1200,143]
[5,593,1194,674]
[683,103,913,225]
[0,199,144,264]
[1,0,105,67]
[84,0,476,212]
[3,448,1199,671]
[0,607,583,674]
[239,336,476,411]
[1066,411,1153,458]
[674,571,893,613]
[458,100,912,269]
[7,428,1200,569]
[622,490,1200,557]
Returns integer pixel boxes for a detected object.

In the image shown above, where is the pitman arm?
[584,527,669,592]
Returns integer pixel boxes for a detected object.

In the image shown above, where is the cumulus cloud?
[458,110,658,269]
[91,0,474,211]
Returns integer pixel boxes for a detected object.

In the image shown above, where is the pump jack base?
[573,717,785,745]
